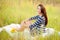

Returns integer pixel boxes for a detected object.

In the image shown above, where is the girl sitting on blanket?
[20,4,48,36]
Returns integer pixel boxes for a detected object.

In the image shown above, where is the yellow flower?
[10,28,16,32]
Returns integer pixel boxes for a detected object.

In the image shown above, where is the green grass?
[0,30,13,40]
[0,1,60,40]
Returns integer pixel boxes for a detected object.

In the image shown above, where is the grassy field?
[0,0,60,40]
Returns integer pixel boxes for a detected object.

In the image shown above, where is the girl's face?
[37,6,41,14]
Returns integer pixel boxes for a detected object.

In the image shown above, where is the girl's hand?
[25,21,32,26]
[20,19,32,32]
[20,20,28,32]
[21,20,26,26]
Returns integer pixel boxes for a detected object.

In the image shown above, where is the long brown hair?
[38,4,48,26]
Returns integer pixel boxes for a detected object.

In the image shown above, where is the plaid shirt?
[29,15,45,36]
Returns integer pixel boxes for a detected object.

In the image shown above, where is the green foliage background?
[0,0,60,40]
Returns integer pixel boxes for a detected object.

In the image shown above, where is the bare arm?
[19,15,37,32]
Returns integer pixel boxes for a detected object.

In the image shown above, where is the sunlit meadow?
[0,0,60,40]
